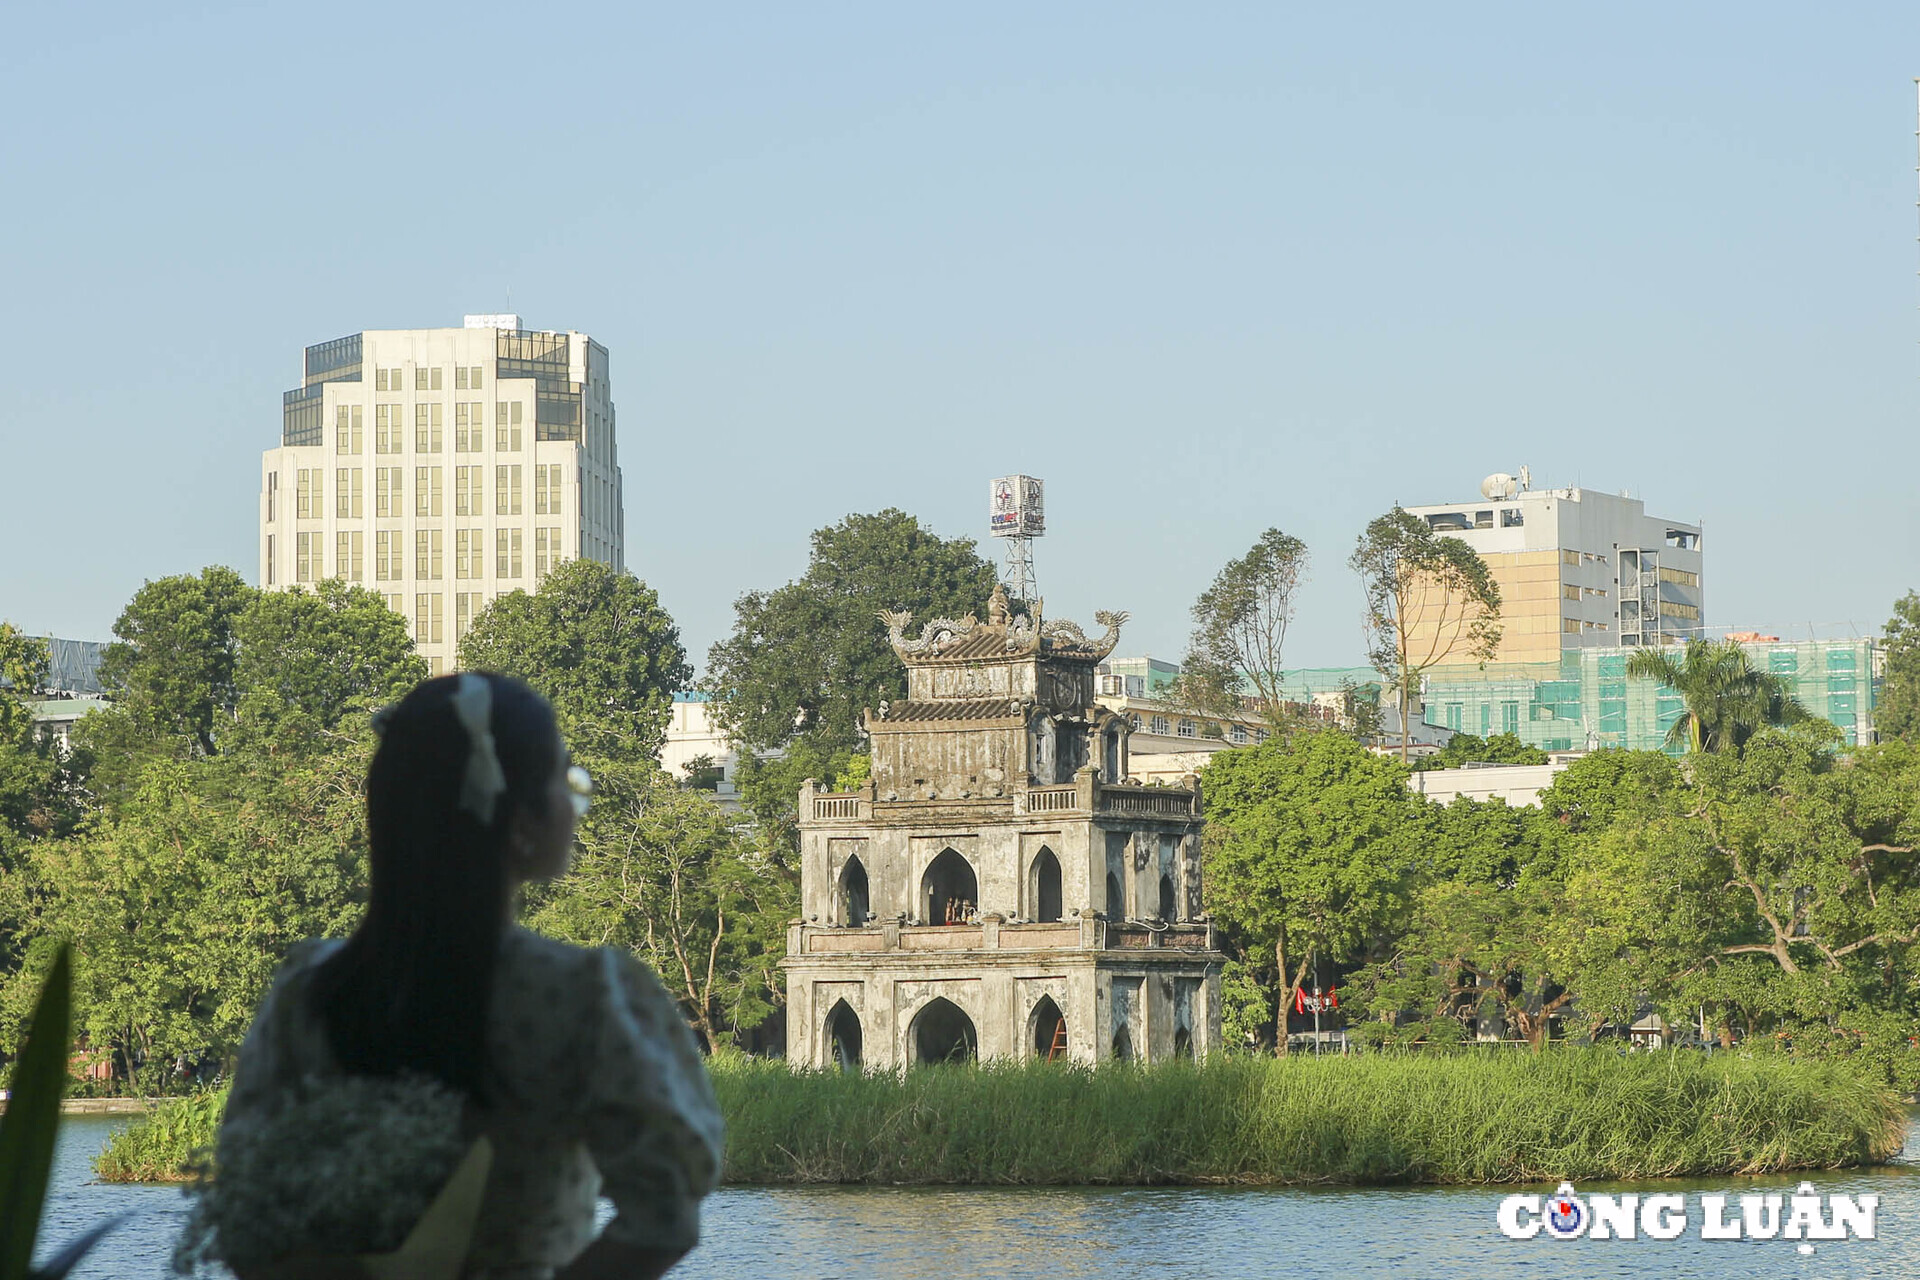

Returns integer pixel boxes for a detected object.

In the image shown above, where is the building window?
[415,466,442,518]
[455,528,483,579]
[496,464,523,515]
[414,592,443,644]
[497,528,523,578]
[334,468,363,519]
[1177,719,1195,738]
[1150,715,1168,735]
[375,404,405,453]
[495,401,523,451]
[335,405,363,455]
[415,367,443,392]
[265,533,276,585]
[1658,567,1699,588]
[1659,601,1701,621]
[335,530,364,582]
[374,467,400,517]
[1500,508,1523,528]
[1252,727,1268,743]
[455,402,484,451]
[415,529,443,580]
[1563,584,1581,601]
[295,469,319,519]
[534,464,563,515]
[454,366,484,390]
[375,530,401,581]
[382,592,404,615]
[295,532,318,583]
[374,367,404,392]
[1564,617,1583,634]
[414,403,443,453]
[1503,701,1520,734]
[454,465,482,516]
[455,591,483,640]
[266,472,279,522]
[534,526,562,580]
[1230,723,1248,744]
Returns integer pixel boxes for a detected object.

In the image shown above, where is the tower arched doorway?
[910,997,978,1064]
[922,848,978,925]
[1031,995,1067,1061]
[1111,1024,1134,1063]
[1031,847,1063,923]
[839,856,870,927]
[826,1000,862,1072]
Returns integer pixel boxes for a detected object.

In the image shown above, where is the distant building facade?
[1422,637,1879,751]
[259,317,625,674]
[784,592,1223,1069]
[661,693,744,811]
[1402,481,1704,664]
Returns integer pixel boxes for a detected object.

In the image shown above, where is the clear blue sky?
[4,3,1917,672]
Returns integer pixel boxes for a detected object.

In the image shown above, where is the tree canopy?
[704,509,997,827]
[1200,731,1427,1052]
[457,559,690,762]
[1878,590,1920,743]
[1177,528,1309,732]
[97,567,252,758]
[1349,508,1501,760]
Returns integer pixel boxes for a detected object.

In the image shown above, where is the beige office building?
[260,316,624,673]
[1401,477,1703,666]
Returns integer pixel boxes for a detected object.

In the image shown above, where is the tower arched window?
[1031,847,1062,923]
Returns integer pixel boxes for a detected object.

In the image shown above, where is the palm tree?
[1625,639,1820,754]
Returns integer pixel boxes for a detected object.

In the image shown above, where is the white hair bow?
[448,674,508,824]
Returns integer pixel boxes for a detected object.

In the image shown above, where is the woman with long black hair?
[204,673,722,1280]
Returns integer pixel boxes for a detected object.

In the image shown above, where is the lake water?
[37,1115,1920,1278]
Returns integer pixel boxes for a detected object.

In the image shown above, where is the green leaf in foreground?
[0,944,71,1280]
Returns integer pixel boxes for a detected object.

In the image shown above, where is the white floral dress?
[220,927,725,1279]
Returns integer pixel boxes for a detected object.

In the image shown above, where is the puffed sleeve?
[579,948,724,1253]
[220,941,342,1149]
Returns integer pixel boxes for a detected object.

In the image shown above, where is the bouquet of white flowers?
[173,1074,484,1280]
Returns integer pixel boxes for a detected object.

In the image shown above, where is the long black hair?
[308,672,561,1099]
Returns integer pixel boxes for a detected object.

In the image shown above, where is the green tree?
[1558,735,1920,1066]
[231,580,428,752]
[1626,638,1823,755]
[1876,591,1920,743]
[0,625,49,743]
[1,749,368,1088]
[704,509,997,828]
[1199,731,1427,1053]
[527,763,791,1046]
[1412,731,1550,771]
[1349,508,1502,762]
[96,567,254,758]
[1175,529,1310,733]
[457,559,690,762]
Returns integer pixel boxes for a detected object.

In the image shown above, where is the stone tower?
[784,590,1223,1069]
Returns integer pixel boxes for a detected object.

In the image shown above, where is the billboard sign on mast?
[989,475,1045,538]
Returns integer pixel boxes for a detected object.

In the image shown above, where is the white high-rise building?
[1401,477,1703,664]
[260,316,624,674]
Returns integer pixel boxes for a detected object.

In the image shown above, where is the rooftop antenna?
[988,475,1045,604]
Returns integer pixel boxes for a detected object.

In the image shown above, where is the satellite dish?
[1481,473,1517,501]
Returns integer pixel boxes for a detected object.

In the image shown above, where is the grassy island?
[715,1052,1906,1186]
[98,1050,1906,1187]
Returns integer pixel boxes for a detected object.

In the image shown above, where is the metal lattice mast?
[1002,535,1037,604]
[988,475,1045,604]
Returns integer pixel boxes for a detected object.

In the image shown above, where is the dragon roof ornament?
[876,600,1127,662]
